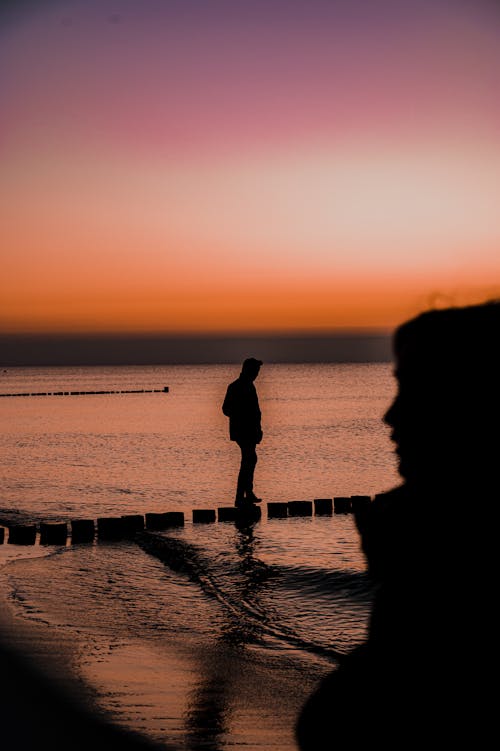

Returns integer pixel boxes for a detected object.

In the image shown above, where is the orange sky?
[1,0,500,335]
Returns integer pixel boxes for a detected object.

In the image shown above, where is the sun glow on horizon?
[1,0,500,335]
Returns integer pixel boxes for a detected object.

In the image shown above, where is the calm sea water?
[0,364,399,751]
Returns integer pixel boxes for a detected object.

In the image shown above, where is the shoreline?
[0,556,167,750]
[0,547,331,751]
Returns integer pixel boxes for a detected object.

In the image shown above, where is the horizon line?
[0,331,393,366]
[0,326,393,338]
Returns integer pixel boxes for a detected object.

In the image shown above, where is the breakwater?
[0,387,169,398]
[0,496,373,545]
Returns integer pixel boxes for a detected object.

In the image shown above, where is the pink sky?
[1,0,499,333]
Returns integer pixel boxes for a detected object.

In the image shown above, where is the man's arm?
[222,383,233,416]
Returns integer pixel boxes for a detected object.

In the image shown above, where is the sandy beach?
[0,546,332,751]
[0,579,166,750]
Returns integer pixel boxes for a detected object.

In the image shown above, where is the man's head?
[241,357,263,381]
[384,300,500,491]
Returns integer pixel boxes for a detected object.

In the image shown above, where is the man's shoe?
[235,497,249,508]
[245,493,262,504]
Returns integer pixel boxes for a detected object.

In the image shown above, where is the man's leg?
[236,442,257,502]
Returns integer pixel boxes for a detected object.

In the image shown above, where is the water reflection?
[184,512,270,751]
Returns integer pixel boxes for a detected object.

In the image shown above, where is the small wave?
[136,531,349,663]
[0,508,35,527]
[278,565,374,603]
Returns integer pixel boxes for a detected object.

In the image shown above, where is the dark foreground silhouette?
[0,636,165,750]
[296,300,500,749]
[222,358,263,506]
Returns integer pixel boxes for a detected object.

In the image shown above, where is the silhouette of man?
[222,358,263,507]
[296,300,500,750]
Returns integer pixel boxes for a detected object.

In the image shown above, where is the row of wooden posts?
[0,495,372,546]
[0,387,169,398]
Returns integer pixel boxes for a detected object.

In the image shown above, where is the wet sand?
[0,577,329,751]
[0,589,165,750]
[0,519,336,750]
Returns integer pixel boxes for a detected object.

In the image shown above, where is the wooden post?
[145,512,168,530]
[239,505,262,523]
[192,509,216,523]
[97,517,125,540]
[8,524,37,545]
[121,514,145,535]
[40,521,67,545]
[267,502,288,518]
[217,507,239,522]
[334,497,352,514]
[288,500,313,517]
[71,519,95,543]
[163,511,185,527]
[314,498,333,515]
[350,496,372,514]
[145,511,184,530]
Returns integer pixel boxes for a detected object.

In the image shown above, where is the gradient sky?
[1,0,500,335]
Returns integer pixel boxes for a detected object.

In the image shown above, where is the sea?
[0,363,400,751]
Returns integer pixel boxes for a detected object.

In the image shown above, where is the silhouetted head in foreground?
[240,357,262,381]
[385,300,500,494]
[296,300,500,751]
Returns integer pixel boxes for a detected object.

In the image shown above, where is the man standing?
[222,358,263,507]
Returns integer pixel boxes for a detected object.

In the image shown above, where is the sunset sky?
[1,0,500,336]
